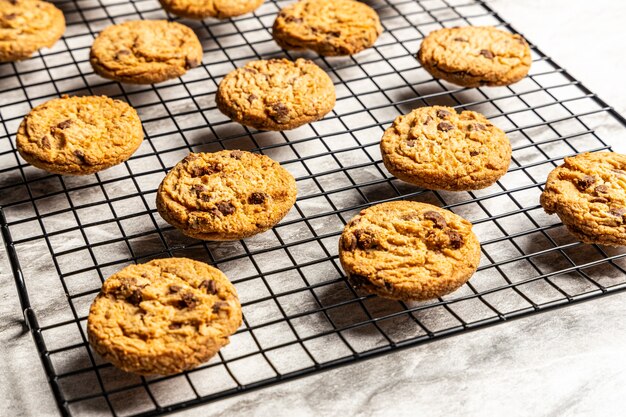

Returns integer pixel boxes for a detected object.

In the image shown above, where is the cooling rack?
[2,0,626,416]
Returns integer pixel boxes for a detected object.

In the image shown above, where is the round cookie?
[216,58,335,131]
[16,95,143,175]
[87,258,242,375]
[157,150,297,240]
[159,0,263,19]
[272,0,382,56]
[380,106,511,191]
[0,0,65,62]
[90,20,203,84]
[339,201,481,301]
[417,26,531,87]
[540,152,626,246]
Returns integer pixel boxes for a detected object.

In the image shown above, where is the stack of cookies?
[6,0,624,377]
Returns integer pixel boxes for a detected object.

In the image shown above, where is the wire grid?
[2,0,626,415]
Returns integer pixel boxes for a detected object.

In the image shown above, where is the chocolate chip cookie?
[159,0,263,19]
[90,20,203,84]
[339,201,481,300]
[157,150,297,240]
[87,258,242,375]
[0,0,65,62]
[417,26,531,87]
[216,58,335,131]
[540,152,626,246]
[16,95,143,175]
[272,0,382,56]
[380,106,511,191]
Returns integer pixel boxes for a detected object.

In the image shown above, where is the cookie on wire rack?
[159,0,264,19]
[339,201,481,301]
[87,258,242,375]
[0,0,66,62]
[540,152,626,246]
[272,0,382,56]
[380,106,511,191]
[216,58,336,131]
[417,26,531,87]
[89,20,203,84]
[16,95,143,175]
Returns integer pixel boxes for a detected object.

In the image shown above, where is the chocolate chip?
[200,194,211,202]
[423,115,433,125]
[217,201,235,215]
[177,292,197,309]
[248,94,258,103]
[354,229,376,250]
[169,285,181,294]
[184,154,200,163]
[347,274,368,289]
[595,185,608,194]
[191,164,219,177]
[199,279,218,295]
[610,208,626,218]
[191,184,206,196]
[437,122,454,132]
[74,150,86,161]
[327,30,341,37]
[342,233,357,251]
[212,301,228,314]
[468,123,486,131]
[470,150,479,156]
[126,289,143,306]
[230,150,243,159]
[591,197,608,204]
[480,49,494,59]
[446,229,464,249]
[168,323,182,330]
[284,16,303,23]
[423,210,447,229]
[185,56,200,69]
[248,192,267,204]
[41,136,51,149]
[271,102,290,124]
[453,37,468,42]
[406,140,416,147]
[576,175,596,190]
[436,109,451,119]
[115,49,130,60]
[4,13,17,20]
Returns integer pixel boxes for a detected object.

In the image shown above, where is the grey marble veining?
[2,1,626,416]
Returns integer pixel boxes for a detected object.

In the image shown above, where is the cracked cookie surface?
[157,150,297,240]
[381,106,511,191]
[272,0,382,56]
[90,20,203,84]
[417,26,531,87]
[16,95,143,175]
[87,258,242,375]
[159,0,263,19]
[339,201,481,300]
[0,0,65,61]
[540,152,626,246]
[216,58,335,131]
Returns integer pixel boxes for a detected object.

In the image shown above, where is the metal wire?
[2,0,626,416]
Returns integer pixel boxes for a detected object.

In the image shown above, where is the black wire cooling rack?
[3,0,626,416]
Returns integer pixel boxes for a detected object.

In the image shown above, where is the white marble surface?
[2,1,626,416]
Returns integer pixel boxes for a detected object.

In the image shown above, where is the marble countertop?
[2,1,626,416]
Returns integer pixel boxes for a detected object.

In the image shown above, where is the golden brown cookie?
[216,58,335,131]
[87,258,242,375]
[159,0,263,19]
[540,152,626,246]
[272,0,382,56]
[380,106,511,191]
[417,26,531,87]
[339,201,481,300]
[16,95,143,175]
[0,0,65,62]
[157,150,297,240]
[89,20,203,84]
